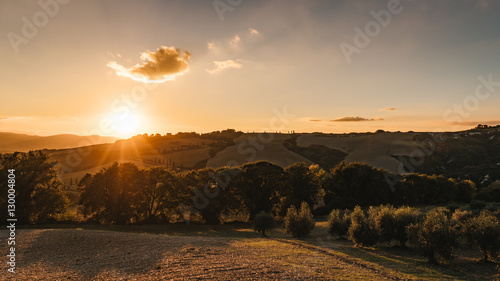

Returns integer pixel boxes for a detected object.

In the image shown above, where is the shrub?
[371,205,396,244]
[254,211,275,237]
[393,206,420,246]
[408,208,458,264]
[284,202,315,238]
[468,211,500,261]
[327,209,351,238]
[348,206,378,247]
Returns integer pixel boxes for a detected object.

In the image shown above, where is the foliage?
[408,208,458,264]
[348,206,379,247]
[371,205,396,244]
[467,211,500,261]
[0,151,68,224]
[278,163,322,217]
[476,182,500,202]
[284,202,315,238]
[324,162,393,209]
[327,209,351,238]
[79,162,146,224]
[254,211,275,237]
[235,161,285,219]
[393,206,420,246]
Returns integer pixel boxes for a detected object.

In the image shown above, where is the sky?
[1,0,500,137]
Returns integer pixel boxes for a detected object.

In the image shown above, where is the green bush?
[393,206,420,246]
[254,211,275,237]
[468,211,500,261]
[327,209,351,238]
[408,208,458,264]
[284,202,315,238]
[348,206,379,247]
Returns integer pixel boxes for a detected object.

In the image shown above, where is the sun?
[111,112,141,138]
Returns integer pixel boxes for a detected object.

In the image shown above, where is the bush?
[284,202,315,238]
[348,206,379,247]
[254,211,275,237]
[371,205,396,244]
[327,209,351,238]
[468,211,500,261]
[393,206,420,246]
[408,208,458,264]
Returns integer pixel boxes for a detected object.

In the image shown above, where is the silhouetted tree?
[79,162,145,224]
[0,151,68,224]
[278,162,321,217]
[324,162,392,208]
[234,161,285,219]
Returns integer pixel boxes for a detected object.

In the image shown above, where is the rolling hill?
[0,132,119,153]
[1,127,499,188]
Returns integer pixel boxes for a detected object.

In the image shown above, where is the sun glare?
[111,112,141,138]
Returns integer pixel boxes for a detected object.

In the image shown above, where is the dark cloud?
[107,46,190,83]
[309,119,322,122]
[330,116,383,122]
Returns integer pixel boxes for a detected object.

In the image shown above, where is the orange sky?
[1,0,500,137]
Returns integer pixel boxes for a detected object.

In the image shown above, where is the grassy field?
[2,220,498,280]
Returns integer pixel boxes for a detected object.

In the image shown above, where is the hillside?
[2,127,500,188]
[0,132,119,153]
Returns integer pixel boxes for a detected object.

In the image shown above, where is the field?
[2,221,498,280]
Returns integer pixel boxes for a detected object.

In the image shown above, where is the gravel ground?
[0,229,386,280]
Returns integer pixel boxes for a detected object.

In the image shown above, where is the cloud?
[330,116,384,122]
[380,107,396,111]
[107,46,190,83]
[309,119,322,122]
[229,35,241,49]
[207,41,217,51]
[206,59,250,74]
[249,28,260,36]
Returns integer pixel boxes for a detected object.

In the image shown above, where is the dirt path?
[0,229,393,280]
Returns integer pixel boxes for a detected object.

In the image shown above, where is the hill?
[0,132,119,153]
[2,127,500,188]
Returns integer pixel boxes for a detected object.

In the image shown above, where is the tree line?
[0,151,484,225]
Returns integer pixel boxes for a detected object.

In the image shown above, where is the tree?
[371,205,396,244]
[468,211,500,261]
[0,151,68,224]
[235,161,285,219]
[279,163,321,217]
[393,206,420,246]
[408,208,458,264]
[454,180,476,203]
[79,162,145,224]
[254,211,275,237]
[179,167,240,224]
[327,209,351,239]
[324,162,392,209]
[284,202,315,238]
[348,206,379,247]
[139,167,181,222]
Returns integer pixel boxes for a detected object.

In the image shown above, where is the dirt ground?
[0,229,389,280]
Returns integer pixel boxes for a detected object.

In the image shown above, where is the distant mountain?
[0,132,120,153]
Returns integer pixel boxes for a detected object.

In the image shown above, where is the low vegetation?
[284,202,315,238]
